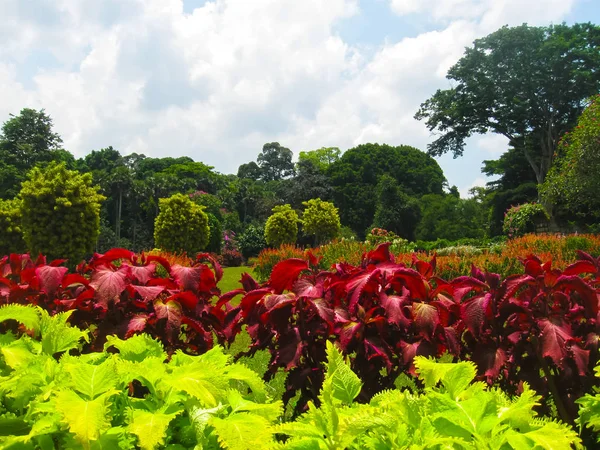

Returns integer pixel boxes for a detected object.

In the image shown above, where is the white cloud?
[0,0,577,193]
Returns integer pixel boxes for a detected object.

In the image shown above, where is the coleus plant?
[0,248,237,355]
[221,243,600,423]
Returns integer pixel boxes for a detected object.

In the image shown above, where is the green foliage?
[205,213,223,254]
[577,364,600,442]
[256,142,295,182]
[154,193,210,255]
[254,244,305,282]
[541,95,600,221]
[301,198,341,245]
[0,307,281,450]
[237,224,267,258]
[371,175,421,241]
[502,203,549,238]
[264,204,298,247]
[19,162,105,263]
[328,143,445,236]
[276,345,581,449]
[0,198,26,255]
[298,147,341,173]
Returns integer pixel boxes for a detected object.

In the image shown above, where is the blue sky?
[0,0,598,196]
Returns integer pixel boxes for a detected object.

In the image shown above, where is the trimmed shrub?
[237,224,267,259]
[20,162,105,263]
[264,204,298,247]
[154,193,210,255]
[0,198,26,255]
[301,198,341,245]
[205,213,223,254]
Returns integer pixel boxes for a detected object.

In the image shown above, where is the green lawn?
[218,265,256,296]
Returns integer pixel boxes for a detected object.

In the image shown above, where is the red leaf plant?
[220,244,600,423]
[0,250,232,356]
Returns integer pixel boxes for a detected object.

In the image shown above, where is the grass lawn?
[218,265,256,296]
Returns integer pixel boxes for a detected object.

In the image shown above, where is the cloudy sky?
[1,0,599,196]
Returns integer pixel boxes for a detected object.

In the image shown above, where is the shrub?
[316,239,372,268]
[0,198,25,255]
[154,193,210,255]
[264,204,298,247]
[502,202,549,237]
[221,248,243,267]
[20,162,105,263]
[237,224,267,259]
[253,244,305,281]
[301,198,341,245]
[205,213,223,254]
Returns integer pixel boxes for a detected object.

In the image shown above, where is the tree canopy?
[416,22,600,184]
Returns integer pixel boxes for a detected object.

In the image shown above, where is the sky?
[0,0,599,197]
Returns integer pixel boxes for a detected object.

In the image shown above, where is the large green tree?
[257,142,295,182]
[328,143,445,236]
[298,147,341,173]
[371,176,421,241]
[415,23,600,185]
[0,109,67,198]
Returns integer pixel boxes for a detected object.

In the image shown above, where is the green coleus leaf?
[63,357,120,400]
[0,305,41,335]
[324,341,362,405]
[128,409,179,450]
[104,334,166,363]
[210,413,275,450]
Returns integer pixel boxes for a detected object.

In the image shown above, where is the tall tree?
[328,143,445,236]
[0,108,66,198]
[298,147,341,172]
[415,23,600,185]
[257,142,295,181]
[372,175,421,241]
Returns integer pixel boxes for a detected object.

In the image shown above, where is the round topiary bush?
[301,198,341,245]
[154,193,210,255]
[0,198,26,256]
[502,203,550,238]
[237,224,267,258]
[19,162,105,263]
[264,204,298,247]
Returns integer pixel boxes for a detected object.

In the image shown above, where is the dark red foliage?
[0,249,231,355]
[218,243,600,422]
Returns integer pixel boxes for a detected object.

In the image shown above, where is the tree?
[302,198,341,245]
[541,95,600,222]
[371,176,421,241]
[19,162,105,263]
[0,108,65,199]
[257,142,295,181]
[154,193,210,254]
[264,204,298,247]
[415,23,600,185]
[237,161,262,181]
[287,159,333,208]
[328,143,445,236]
[298,147,341,172]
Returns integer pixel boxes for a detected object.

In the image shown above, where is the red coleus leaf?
[390,268,429,300]
[168,291,200,311]
[196,253,223,283]
[147,277,178,290]
[461,293,493,338]
[217,289,245,308]
[308,298,335,330]
[171,265,202,292]
[293,276,324,298]
[273,328,304,370]
[144,254,172,274]
[412,253,436,278]
[346,268,381,312]
[126,264,156,285]
[522,255,544,277]
[35,265,68,298]
[564,260,598,276]
[364,337,392,370]
[411,302,440,340]
[91,248,135,267]
[502,274,535,300]
[128,285,166,302]
[62,273,90,288]
[364,243,392,265]
[154,299,183,339]
[90,265,130,308]
[269,259,309,294]
[339,320,363,351]
[127,314,150,337]
[554,275,599,318]
[240,272,260,292]
[240,288,272,317]
[568,343,590,376]
[9,254,32,279]
[399,339,435,374]
[0,278,11,297]
[379,290,411,327]
[473,344,507,383]
[538,317,572,367]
